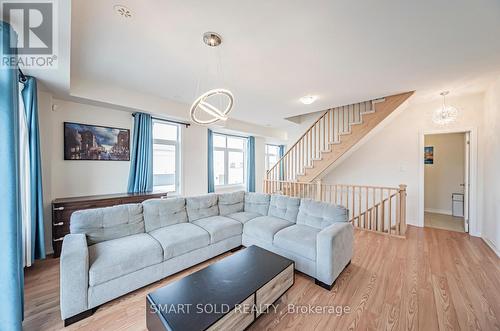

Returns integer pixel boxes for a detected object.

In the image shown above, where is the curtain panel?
[128,113,153,193]
[21,76,46,262]
[246,136,256,192]
[0,20,24,331]
[207,129,215,193]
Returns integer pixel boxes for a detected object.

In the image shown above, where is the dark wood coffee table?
[146,245,294,331]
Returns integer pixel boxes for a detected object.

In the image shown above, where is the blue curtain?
[207,129,215,193]
[246,136,256,192]
[0,21,24,331]
[128,113,153,193]
[279,145,285,180]
[21,76,46,261]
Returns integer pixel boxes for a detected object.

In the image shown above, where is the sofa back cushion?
[297,198,348,229]
[244,192,270,215]
[70,203,144,245]
[218,191,244,216]
[186,194,219,222]
[268,195,300,222]
[142,197,187,232]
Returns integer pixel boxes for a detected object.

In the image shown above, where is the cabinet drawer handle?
[53,222,64,226]
[53,206,65,211]
[53,237,64,242]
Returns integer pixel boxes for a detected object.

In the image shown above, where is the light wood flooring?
[23,226,500,331]
[424,212,465,233]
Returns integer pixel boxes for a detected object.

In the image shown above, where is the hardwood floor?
[23,226,500,331]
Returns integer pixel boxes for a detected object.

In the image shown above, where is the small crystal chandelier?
[190,32,234,125]
[433,91,458,125]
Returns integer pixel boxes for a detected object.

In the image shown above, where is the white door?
[464,132,470,233]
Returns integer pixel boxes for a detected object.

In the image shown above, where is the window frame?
[213,133,247,187]
[265,144,280,172]
[152,119,181,194]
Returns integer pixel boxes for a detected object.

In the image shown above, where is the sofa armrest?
[316,222,353,285]
[60,234,89,320]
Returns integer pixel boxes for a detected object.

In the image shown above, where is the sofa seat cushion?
[226,211,261,224]
[149,223,210,260]
[243,216,294,243]
[191,216,243,244]
[274,224,320,260]
[88,233,163,286]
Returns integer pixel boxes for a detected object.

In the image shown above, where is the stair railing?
[265,99,379,185]
[263,180,407,237]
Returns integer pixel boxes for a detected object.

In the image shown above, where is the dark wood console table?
[52,191,168,257]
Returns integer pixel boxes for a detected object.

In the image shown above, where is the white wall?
[39,94,135,253]
[424,133,465,215]
[320,93,485,229]
[482,77,500,256]
[181,124,208,196]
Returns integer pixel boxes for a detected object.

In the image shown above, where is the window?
[265,144,280,171]
[153,120,180,193]
[213,133,246,186]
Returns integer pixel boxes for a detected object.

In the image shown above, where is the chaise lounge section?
[60,191,353,324]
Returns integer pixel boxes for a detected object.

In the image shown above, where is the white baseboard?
[424,208,453,216]
[482,237,500,258]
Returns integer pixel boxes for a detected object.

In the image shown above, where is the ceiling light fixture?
[433,91,458,125]
[113,5,132,18]
[190,32,234,125]
[300,95,317,105]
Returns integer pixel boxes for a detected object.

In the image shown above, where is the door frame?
[418,127,479,236]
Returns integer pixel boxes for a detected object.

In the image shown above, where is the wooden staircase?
[266,91,414,183]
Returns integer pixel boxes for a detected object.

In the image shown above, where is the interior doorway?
[423,132,470,233]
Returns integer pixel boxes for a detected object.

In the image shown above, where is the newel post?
[316,179,322,201]
[399,184,407,236]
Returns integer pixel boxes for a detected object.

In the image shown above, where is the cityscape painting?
[64,122,130,161]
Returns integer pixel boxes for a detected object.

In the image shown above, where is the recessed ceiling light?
[300,95,318,105]
[114,5,132,18]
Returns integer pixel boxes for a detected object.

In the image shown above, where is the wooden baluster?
[345,186,349,217]
[371,188,375,230]
[327,110,330,146]
[345,106,348,132]
[380,188,384,232]
[351,186,355,223]
[399,184,407,236]
[288,153,290,183]
[358,186,362,228]
[396,190,401,236]
[365,187,369,229]
[293,146,299,180]
[339,185,343,206]
[308,131,312,166]
[300,143,302,176]
[388,194,393,234]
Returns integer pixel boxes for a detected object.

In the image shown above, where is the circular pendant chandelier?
[190,32,234,125]
[433,91,458,125]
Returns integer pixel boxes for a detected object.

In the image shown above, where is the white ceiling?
[40,0,500,127]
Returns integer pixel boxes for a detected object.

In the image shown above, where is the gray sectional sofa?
[60,191,353,324]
